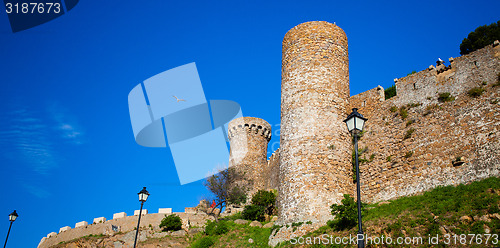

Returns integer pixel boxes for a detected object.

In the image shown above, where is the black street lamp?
[344,108,367,248]
[133,187,149,248]
[3,210,18,248]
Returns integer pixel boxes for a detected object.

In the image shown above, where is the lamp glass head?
[344,108,367,134]
[9,210,18,222]
[138,187,150,202]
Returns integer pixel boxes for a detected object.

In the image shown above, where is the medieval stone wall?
[347,43,500,203]
[392,45,500,108]
[38,207,218,248]
[266,148,280,190]
[278,21,353,225]
[348,85,385,111]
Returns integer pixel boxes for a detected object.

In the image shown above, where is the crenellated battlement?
[228,117,272,141]
[350,41,500,111]
[37,204,240,248]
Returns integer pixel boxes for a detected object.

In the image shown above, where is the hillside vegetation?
[51,177,500,248]
[189,177,500,248]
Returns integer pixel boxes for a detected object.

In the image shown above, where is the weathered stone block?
[263,222,274,228]
[134,209,148,215]
[158,208,172,214]
[184,207,197,214]
[234,219,248,225]
[59,226,71,233]
[249,221,262,227]
[93,217,106,223]
[113,212,127,219]
[47,232,57,238]
[75,221,88,228]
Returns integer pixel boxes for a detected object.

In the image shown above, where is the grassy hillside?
[187,176,500,248]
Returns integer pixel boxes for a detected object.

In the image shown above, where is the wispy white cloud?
[22,183,50,198]
[0,108,58,175]
[0,101,85,197]
[0,102,84,187]
[47,103,85,144]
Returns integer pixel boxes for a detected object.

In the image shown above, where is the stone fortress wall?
[347,42,500,204]
[37,205,243,248]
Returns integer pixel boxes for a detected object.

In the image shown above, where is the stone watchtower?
[278,21,352,224]
[228,117,272,191]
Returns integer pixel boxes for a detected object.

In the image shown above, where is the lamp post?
[344,108,367,248]
[133,187,149,248]
[3,210,18,248]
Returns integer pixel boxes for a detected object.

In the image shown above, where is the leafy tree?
[385,85,396,100]
[460,21,500,55]
[251,190,277,215]
[203,166,248,221]
[241,190,277,221]
[328,194,364,231]
[159,214,182,231]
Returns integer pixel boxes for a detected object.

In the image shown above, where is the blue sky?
[0,0,499,247]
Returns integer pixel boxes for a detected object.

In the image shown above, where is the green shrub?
[251,190,276,215]
[329,194,360,231]
[241,204,265,221]
[204,220,229,236]
[426,104,441,111]
[204,220,216,235]
[437,92,455,102]
[389,106,398,112]
[424,104,442,116]
[159,214,182,232]
[404,128,415,140]
[399,107,408,120]
[404,151,413,158]
[386,156,392,162]
[191,236,214,248]
[407,70,417,76]
[405,119,415,127]
[407,102,421,108]
[351,148,369,182]
[467,87,485,98]
[385,85,397,100]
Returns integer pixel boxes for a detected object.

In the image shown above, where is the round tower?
[278,21,352,224]
[228,117,272,191]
